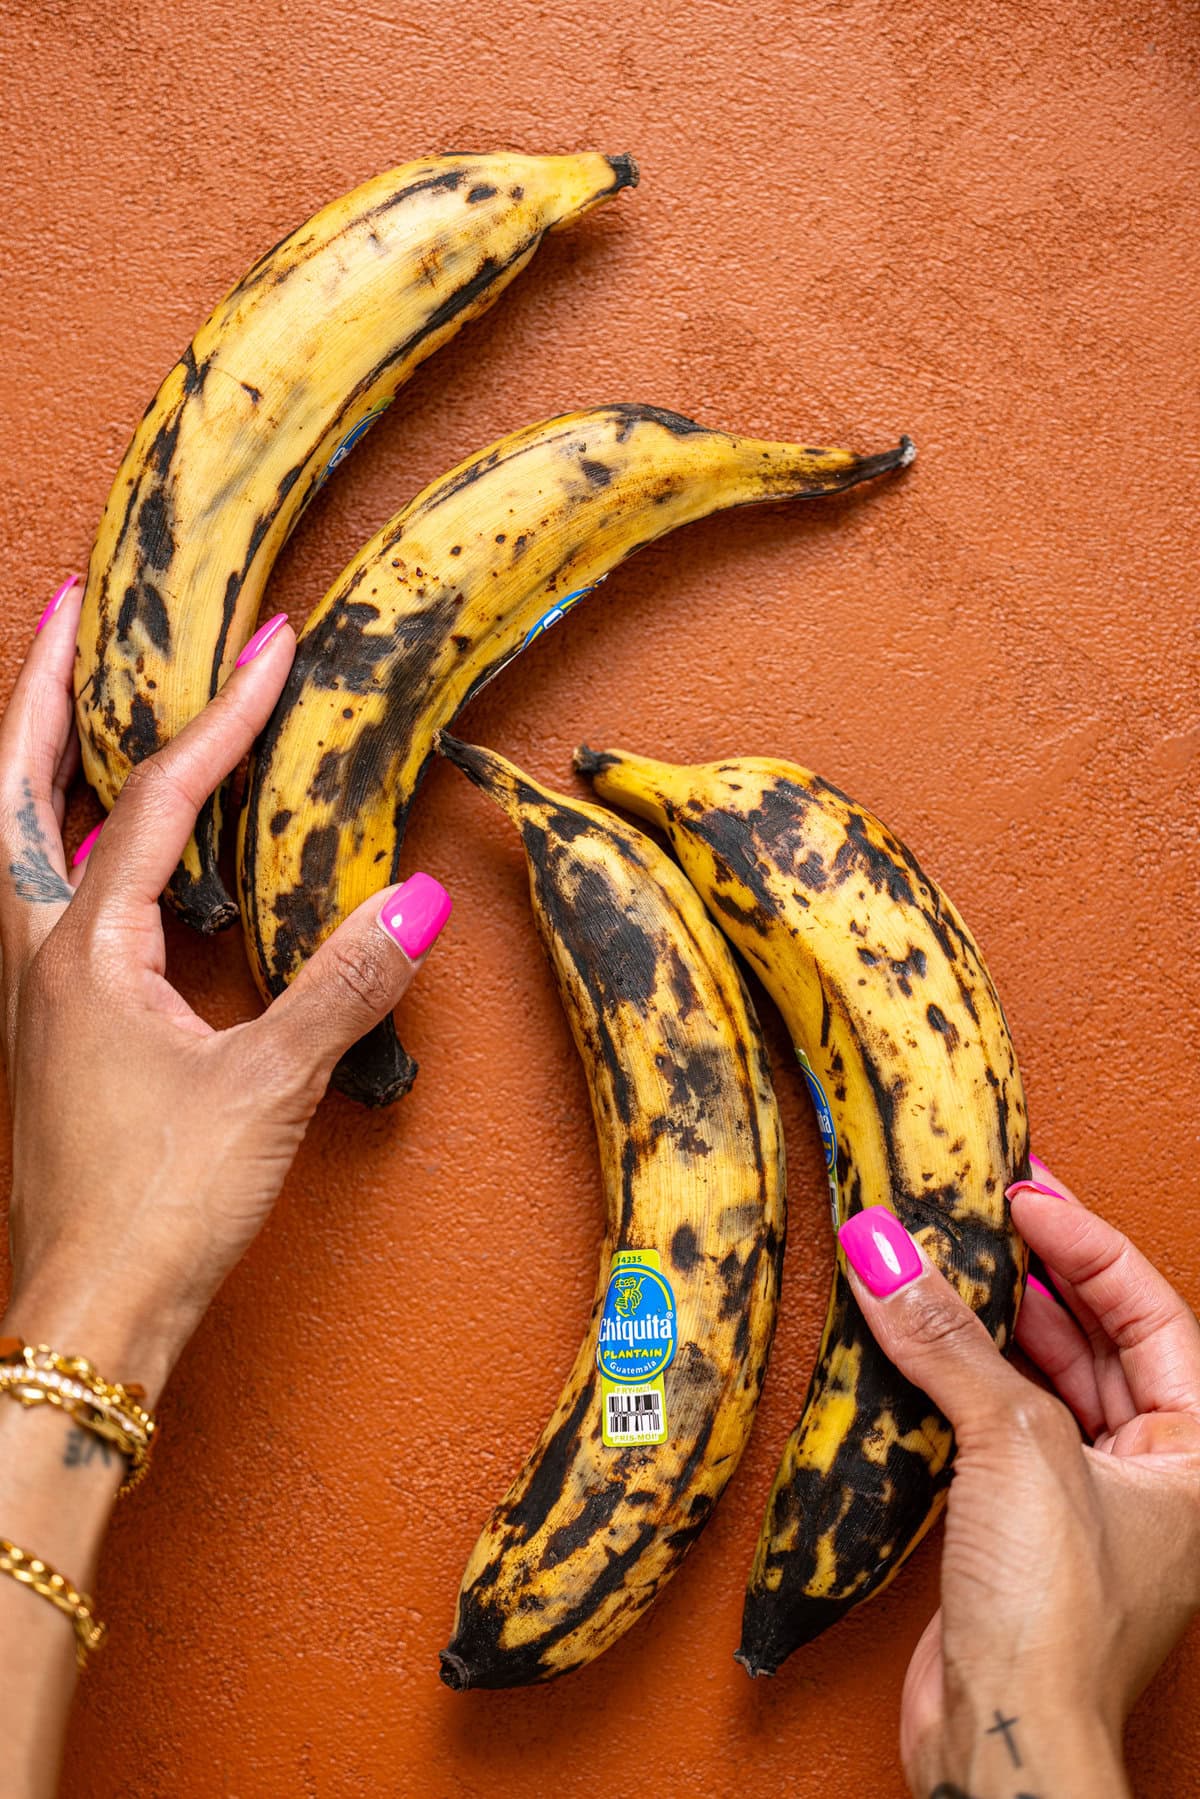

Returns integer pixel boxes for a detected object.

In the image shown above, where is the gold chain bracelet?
[0,1538,105,1668]
[0,1340,157,1496]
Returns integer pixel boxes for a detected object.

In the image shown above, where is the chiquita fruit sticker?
[597,1249,677,1445]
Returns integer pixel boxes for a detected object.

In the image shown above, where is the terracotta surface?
[2,1,1198,1793]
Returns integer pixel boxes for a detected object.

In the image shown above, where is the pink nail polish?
[36,574,82,634]
[1029,1153,1055,1178]
[235,612,289,667]
[72,821,103,867]
[378,872,452,959]
[1025,1273,1054,1301]
[838,1207,923,1296]
[1006,1180,1062,1202]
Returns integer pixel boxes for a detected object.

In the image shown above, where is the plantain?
[73,150,637,932]
[434,736,786,1688]
[576,747,1029,1673]
[238,407,914,1104]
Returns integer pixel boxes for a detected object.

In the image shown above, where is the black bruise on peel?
[526,842,663,1016]
[607,403,709,438]
[289,599,387,696]
[833,809,917,908]
[539,1479,626,1568]
[670,1223,702,1272]
[309,749,344,805]
[207,460,305,703]
[91,345,209,691]
[506,1380,595,1547]
[118,694,161,764]
[248,586,459,997]
[135,488,175,572]
[927,1002,959,1048]
[116,581,171,654]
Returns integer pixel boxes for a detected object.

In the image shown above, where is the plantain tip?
[808,433,917,497]
[331,1018,418,1107]
[437,731,523,803]
[197,897,239,936]
[733,1647,775,1679]
[435,731,484,782]
[166,877,239,936]
[573,743,617,778]
[739,1585,856,1671]
[439,1648,472,1692]
[605,152,639,191]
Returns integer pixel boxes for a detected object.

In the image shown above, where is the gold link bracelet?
[0,1538,106,1668]
[0,1340,156,1496]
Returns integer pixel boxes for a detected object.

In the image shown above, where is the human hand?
[838,1162,1200,1799]
[0,578,452,1405]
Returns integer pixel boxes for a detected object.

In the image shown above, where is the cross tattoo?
[986,1710,1022,1768]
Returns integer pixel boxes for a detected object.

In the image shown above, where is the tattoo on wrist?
[8,780,71,905]
[929,1716,1037,1799]
[62,1427,114,1469]
[987,1712,1022,1769]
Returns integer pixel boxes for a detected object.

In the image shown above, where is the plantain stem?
[436,732,528,823]
[605,152,639,190]
[572,743,617,779]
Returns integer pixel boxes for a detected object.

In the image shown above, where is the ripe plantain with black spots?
[577,746,1029,1674]
[74,149,637,931]
[239,407,913,1103]
[435,736,786,1688]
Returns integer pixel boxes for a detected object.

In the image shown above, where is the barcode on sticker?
[606,1389,663,1439]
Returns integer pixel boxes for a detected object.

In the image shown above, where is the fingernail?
[1029,1153,1055,1179]
[235,612,289,667]
[838,1206,923,1296]
[36,574,82,634]
[378,872,452,959]
[72,821,103,867]
[1025,1273,1054,1301]
[1006,1180,1062,1202]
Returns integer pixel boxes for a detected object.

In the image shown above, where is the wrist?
[2,1267,188,1408]
[929,1692,1128,1799]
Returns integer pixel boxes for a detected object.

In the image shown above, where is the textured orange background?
[2,1,1199,1794]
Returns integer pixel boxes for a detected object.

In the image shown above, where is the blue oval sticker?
[799,1056,837,1174]
[318,397,394,488]
[596,1260,677,1384]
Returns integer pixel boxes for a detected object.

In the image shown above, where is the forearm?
[0,1401,121,1799]
[0,1286,174,1799]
